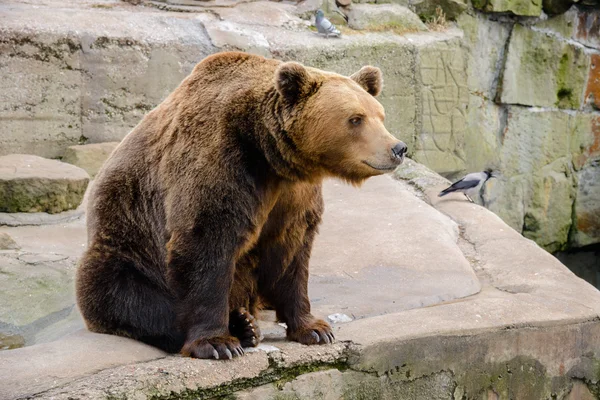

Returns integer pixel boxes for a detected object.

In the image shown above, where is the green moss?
[557,87,573,100]
[471,0,488,9]
[147,360,348,400]
[457,356,555,399]
[555,53,575,108]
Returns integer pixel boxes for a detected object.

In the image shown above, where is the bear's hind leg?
[76,250,183,353]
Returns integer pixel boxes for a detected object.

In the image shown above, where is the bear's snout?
[391,141,408,164]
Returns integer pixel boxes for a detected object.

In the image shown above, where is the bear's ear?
[275,62,312,104]
[350,66,383,97]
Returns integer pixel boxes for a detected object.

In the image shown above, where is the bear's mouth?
[362,161,399,172]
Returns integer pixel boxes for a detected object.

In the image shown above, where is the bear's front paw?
[181,335,244,360]
[287,319,335,345]
[229,308,262,348]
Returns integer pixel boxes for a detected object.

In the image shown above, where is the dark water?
[554,244,600,290]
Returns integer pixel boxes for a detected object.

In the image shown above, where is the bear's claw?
[229,308,262,348]
[181,335,244,359]
[288,318,335,345]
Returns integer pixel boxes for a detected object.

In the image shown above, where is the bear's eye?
[349,117,362,126]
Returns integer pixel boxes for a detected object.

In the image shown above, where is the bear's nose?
[391,142,407,159]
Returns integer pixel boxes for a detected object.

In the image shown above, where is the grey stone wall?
[0,9,215,158]
[456,6,600,252]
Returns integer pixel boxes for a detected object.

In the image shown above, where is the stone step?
[62,142,120,178]
[0,154,90,214]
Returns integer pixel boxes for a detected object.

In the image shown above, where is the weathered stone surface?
[412,37,469,178]
[567,381,597,400]
[237,368,457,400]
[0,208,84,227]
[0,154,89,214]
[463,98,503,173]
[472,0,542,16]
[62,142,119,178]
[482,109,575,250]
[569,114,600,248]
[522,158,575,252]
[585,54,600,110]
[534,6,578,38]
[534,8,600,50]
[572,159,600,247]
[347,4,427,31]
[0,1,215,158]
[0,330,167,399]
[479,109,600,250]
[501,24,590,109]
[0,253,76,329]
[458,12,511,99]
[0,333,25,351]
[0,232,19,250]
[310,175,480,319]
[409,0,468,20]
[574,8,600,50]
[457,13,510,174]
[571,110,600,171]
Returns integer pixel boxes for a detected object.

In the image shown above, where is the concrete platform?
[1,161,600,399]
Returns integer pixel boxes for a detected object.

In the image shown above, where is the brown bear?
[76,51,407,360]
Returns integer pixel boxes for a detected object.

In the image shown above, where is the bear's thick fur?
[76,52,407,359]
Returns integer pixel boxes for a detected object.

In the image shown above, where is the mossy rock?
[347,4,427,31]
[0,154,89,214]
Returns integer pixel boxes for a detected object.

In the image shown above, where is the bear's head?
[275,61,407,184]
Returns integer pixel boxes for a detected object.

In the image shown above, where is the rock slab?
[0,154,90,214]
[0,232,19,250]
[62,142,120,178]
[501,24,589,110]
[347,4,427,31]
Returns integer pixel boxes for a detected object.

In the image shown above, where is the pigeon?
[438,169,495,203]
[315,9,341,38]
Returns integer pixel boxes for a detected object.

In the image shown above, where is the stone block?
[0,232,19,250]
[534,6,578,38]
[472,0,542,16]
[522,158,575,252]
[347,4,427,31]
[567,113,600,248]
[62,142,120,178]
[584,54,600,110]
[574,9,600,50]
[412,38,469,178]
[481,108,579,250]
[463,97,503,173]
[570,113,600,171]
[0,154,89,214]
[458,12,511,99]
[499,108,571,176]
[0,36,84,158]
[501,25,590,109]
[0,8,215,158]
[483,174,529,232]
[572,159,600,247]
[409,0,468,20]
